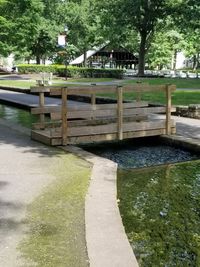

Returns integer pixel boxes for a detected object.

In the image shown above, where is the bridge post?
[117,86,123,140]
[39,92,45,129]
[166,84,172,135]
[62,87,68,145]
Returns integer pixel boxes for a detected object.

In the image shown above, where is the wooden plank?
[117,87,123,140]
[91,93,96,119]
[31,127,175,146]
[30,86,68,93]
[166,84,171,135]
[51,106,166,120]
[31,83,176,95]
[67,101,148,111]
[122,84,172,93]
[61,88,68,145]
[31,130,51,146]
[66,129,169,144]
[32,121,61,130]
[41,120,175,138]
[31,106,61,115]
[33,114,148,130]
[50,86,117,95]
[68,120,174,137]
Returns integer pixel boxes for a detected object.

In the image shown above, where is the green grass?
[98,90,200,106]
[0,80,35,88]
[68,78,115,83]
[18,151,91,267]
[123,78,200,89]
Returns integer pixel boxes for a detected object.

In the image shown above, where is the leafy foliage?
[17,64,124,78]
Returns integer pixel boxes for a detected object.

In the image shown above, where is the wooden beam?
[31,84,176,95]
[66,129,170,144]
[30,86,68,93]
[39,92,45,128]
[166,84,172,135]
[61,88,68,145]
[67,120,175,137]
[117,86,123,140]
[50,106,166,120]
[31,106,61,115]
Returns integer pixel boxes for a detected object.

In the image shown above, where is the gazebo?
[69,43,138,69]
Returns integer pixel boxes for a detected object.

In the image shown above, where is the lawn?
[123,77,200,89]
[98,90,200,106]
[0,77,199,105]
[0,77,114,88]
[19,151,91,267]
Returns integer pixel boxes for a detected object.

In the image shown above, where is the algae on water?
[118,160,200,267]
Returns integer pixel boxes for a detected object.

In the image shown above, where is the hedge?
[17,64,124,79]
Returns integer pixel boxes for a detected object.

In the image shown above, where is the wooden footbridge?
[30,83,176,146]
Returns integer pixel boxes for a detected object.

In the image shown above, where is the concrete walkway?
[0,89,88,109]
[0,120,64,266]
[174,116,200,140]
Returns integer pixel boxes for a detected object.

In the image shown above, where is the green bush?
[17,64,57,74]
[17,64,124,79]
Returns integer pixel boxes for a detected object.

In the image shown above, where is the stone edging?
[62,145,139,267]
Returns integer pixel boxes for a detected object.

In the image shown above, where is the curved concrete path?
[0,120,63,266]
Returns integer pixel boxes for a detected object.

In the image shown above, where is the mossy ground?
[18,151,91,267]
[118,160,200,267]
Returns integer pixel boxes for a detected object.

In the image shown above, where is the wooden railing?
[30,84,176,145]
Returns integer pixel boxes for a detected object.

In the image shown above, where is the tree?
[95,0,178,76]
[61,0,103,66]
[174,0,200,70]
[0,0,15,56]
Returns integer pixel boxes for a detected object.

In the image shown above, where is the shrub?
[17,64,124,79]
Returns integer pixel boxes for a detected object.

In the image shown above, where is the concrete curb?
[63,145,139,267]
[160,135,200,153]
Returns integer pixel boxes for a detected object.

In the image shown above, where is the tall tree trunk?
[193,54,198,70]
[138,32,147,76]
[173,49,177,70]
[83,49,87,67]
[36,55,40,65]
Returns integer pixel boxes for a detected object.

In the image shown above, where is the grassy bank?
[19,151,91,267]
